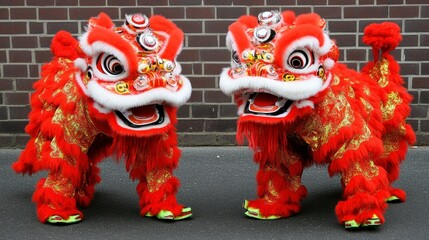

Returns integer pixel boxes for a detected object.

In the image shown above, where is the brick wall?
[0,0,428,148]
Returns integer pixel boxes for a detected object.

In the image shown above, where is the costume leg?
[334,160,391,228]
[127,133,191,220]
[244,151,307,219]
[33,171,82,223]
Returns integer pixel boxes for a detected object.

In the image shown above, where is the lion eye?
[96,53,125,76]
[232,51,240,63]
[287,49,313,69]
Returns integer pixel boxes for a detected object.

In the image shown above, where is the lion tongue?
[253,93,278,107]
[131,105,156,119]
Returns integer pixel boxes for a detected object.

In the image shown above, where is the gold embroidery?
[381,91,403,121]
[164,147,174,158]
[369,58,390,88]
[50,137,76,166]
[43,172,76,198]
[264,180,280,203]
[146,169,172,192]
[332,124,371,160]
[34,133,46,160]
[341,160,379,186]
[360,97,374,115]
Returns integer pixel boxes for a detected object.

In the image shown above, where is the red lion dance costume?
[13,13,192,224]
[220,10,415,229]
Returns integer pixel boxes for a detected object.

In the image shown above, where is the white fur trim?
[74,73,88,96]
[323,58,335,70]
[86,75,192,111]
[219,68,324,101]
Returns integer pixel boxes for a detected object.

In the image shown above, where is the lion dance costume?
[13,13,192,223]
[220,10,415,229]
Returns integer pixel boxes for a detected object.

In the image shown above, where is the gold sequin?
[146,169,172,193]
[381,91,403,121]
[341,160,379,186]
[43,172,76,198]
[369,58,390,88]
[50,137,76,166]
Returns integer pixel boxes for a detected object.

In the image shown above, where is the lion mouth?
[115,104,165,128]
[245,93,294,116]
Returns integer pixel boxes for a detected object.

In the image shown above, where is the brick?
[108,0,136,5]
[250,7,281,16]
[421,34,429,46]
[189,90,203,103]
[35,50,52,64]
[16,78,36,91]
[421,120,429,132]
[390,6,419,18]
[279,7,312,15]
[204,63,228,75]
[200,49,230,62]
[0,0,24,6]
[69,8,118,20]
[0,37,10,48]
[47,22,79,34]
[0,79,14,91]
[192,104,218,118]
[0,120,28,134]
[56,0,78,6]
[120,8,152,17]
[0,135,16,148]
[204,90,231,103]
[205,20,233,33]
[400,34,419,47]
[10,106,30,119]
[344,6,388,19]
[188,35,218,47]
[327,0,355,4]
[137,0,168,5]
[346,49,367,61]
[405,49,429,61]
[297,0,327,5]
[9,50,32,63]
[12,36,38,48]
[220,104,238,117]
[186,7,215,19]
[409,91,419,104]
[405,20,429,32]
[421,91,429,104]
[178,133,236,146]
[216,7,247,19]
[205,119,236,132]
[0,50,6,63]
[177,119,204,132]
[29,65,41,78]
[410,105,428,118]
[422,63,429,75]
[169,0,202,5]
[26,0,54,6]
[267,0,295,4]
[314,7,341,19]
[330,34,356,47]
[378,0,403,3]
[399,63,419,76]
[422,6,429,18]
[10,8,36,19]
[328,21,357,33]
[29,22,44,34]
[15,134,31,148]
[39,8,68,20]
[233,0,264,5]
[153,7,185,19]
[359,0,374,4]
[177,49,200,62]
[412,77,429,89]
[4,92,30,105]
[180,63,192,75]
[174,20,203,33]
[0,22,26,34]
[204,0,232,5]
[192,63,203,74]
[188,76,216,88]
[177,105,190,118]
[80,0,107,6]
[0,107,7,120]
[3,65,28,78]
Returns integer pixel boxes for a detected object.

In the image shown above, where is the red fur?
[13,13,189,223]
[229,22,253,57]
[226,10,415,227]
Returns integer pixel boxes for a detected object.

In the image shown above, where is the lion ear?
[88,12,115,29]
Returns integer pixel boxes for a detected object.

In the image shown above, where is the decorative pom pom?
[363,22,402,53]
[50,31,79,59]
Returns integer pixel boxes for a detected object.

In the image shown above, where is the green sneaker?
[243,200,281,220]
[344,214,381,229]
[146,207,192,220]
[47,214,82,224]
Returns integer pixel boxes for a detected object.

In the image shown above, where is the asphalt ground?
[1,146,428,240]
